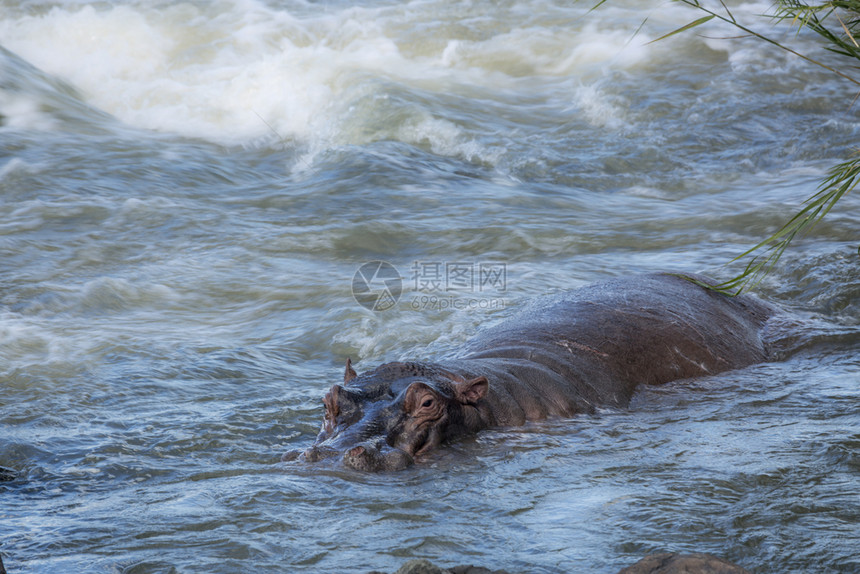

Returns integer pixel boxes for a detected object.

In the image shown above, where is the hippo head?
[287,359,489,471]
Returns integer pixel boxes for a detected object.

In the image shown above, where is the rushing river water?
[1,0,859,572]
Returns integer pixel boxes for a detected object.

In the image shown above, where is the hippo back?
[448,273,775,421]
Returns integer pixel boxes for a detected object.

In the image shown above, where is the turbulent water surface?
[1,0,859,572]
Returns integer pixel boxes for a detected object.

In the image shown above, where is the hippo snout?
[282,445,341,463]
[343,443,414,472]
[302,445,339,462]
[282,441,411,471]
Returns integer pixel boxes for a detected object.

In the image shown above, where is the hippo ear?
[344,357,357,384]
[453,376,488,405]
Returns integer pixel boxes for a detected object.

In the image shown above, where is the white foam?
[573,84,628,129]
[0,91,59,131]
[77,276,181,312]
[0,158,42,180]
[0,1,332,143]
[0,311,84,375]
[0,0,704,159]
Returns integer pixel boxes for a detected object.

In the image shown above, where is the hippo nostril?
[303,446,338,462]
[342,443,414,472]
[281,449,302,462]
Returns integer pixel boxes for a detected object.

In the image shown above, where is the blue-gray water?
[1,1,858,572]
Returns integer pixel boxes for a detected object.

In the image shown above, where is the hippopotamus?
[285,273,777,471]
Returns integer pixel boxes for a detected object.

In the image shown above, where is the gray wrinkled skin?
[288,273,778,471]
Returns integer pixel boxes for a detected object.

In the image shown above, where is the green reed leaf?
[648,15,716,44]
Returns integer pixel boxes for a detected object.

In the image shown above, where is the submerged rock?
[393,560,444,574]
[447,567,511,574]
[368,559,510,574]
[617,552,751,574]
[374,553,750,574]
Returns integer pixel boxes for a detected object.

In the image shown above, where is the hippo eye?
[421,398,434,408]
